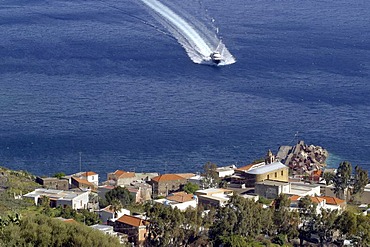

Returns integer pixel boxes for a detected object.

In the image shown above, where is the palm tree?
[109,199,123,219]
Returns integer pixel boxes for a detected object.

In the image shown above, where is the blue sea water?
[1,0,370,179]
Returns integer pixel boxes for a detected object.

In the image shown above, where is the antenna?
[79,152,82,172]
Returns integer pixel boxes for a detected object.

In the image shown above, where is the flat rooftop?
[256,180,289,186]
[24,188,87,200]
[90,224,113,232]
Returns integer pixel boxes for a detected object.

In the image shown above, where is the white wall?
[87,175,99,186]
[170,200,197,211]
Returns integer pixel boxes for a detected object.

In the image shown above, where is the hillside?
[0,167,40,215]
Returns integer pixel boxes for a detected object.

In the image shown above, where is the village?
[14,141,370,246]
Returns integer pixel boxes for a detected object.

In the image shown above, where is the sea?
[1,0,370,180]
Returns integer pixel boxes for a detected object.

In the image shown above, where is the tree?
[335,210,357,239]
[333,161,352,200]
[0,214,121,246]
[202,162,219,189]
[105,186,134,206]
[209,195,273,245]
[355,214,370,246]
[298,196,318,245]
[145,204,185,246]
[323,171,335,185]
[335,211,370,246]
[316,209,338,245]
[273,194,298,241]
[219,234,248,247]
[79,209,101,225]
[352,165,369,201]
[183,182,199,194]
[109,199,123,218]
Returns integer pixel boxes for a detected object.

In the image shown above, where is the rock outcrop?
[277,140,328,175]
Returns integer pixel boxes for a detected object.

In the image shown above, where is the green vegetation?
[0,214,121,247]
[202,162,220,189]
[332,161,369,202]
[1,161,370,246]
[352,165,369,200]
[53,172,66,179]
[145,193,370,246]
[323,171,335,185]
[333,161,352,199]
[104,186,134,206]
[183,182,199,194]
[0,167,39,216]
[42,205,100,226]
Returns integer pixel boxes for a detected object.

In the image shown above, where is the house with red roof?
[107,170,136,186]
[71,176,97,191]
[288,195,345,214]
[320,196,346,211]
[107,170,159,186]
[114,215,149,246]
[154,191,197,211]
[84,171,99,186]
[66,171,99,188]
[149,174,187,196]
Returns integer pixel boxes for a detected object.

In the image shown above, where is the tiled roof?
[167,192,194,203]
[72,177,95,187]
[113,170,135,178]
[235,164,254,172]
[176,173,196,179]
[320,196,345,205]
[310,196,325,204]
[114,170,126,176]
[289,195,301,201]
[152,174,186,182]
[85,171,97,176]
[116,215,148,227]
[118,172,135,179]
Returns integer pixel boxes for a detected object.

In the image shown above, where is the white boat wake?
[139,0,236,66]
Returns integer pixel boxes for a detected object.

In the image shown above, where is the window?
[267,175,270,179]
[275,172,277,178]
[281,170,284,176]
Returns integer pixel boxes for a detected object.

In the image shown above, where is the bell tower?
[265,149,275,164]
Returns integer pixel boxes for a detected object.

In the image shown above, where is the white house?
[84,171,99,186]
[154,192,197,211]
[23,188,89,210]
[289,182,321,197]
[98,206,130,224]
[320,196,346,212]
[216,165,236,178]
